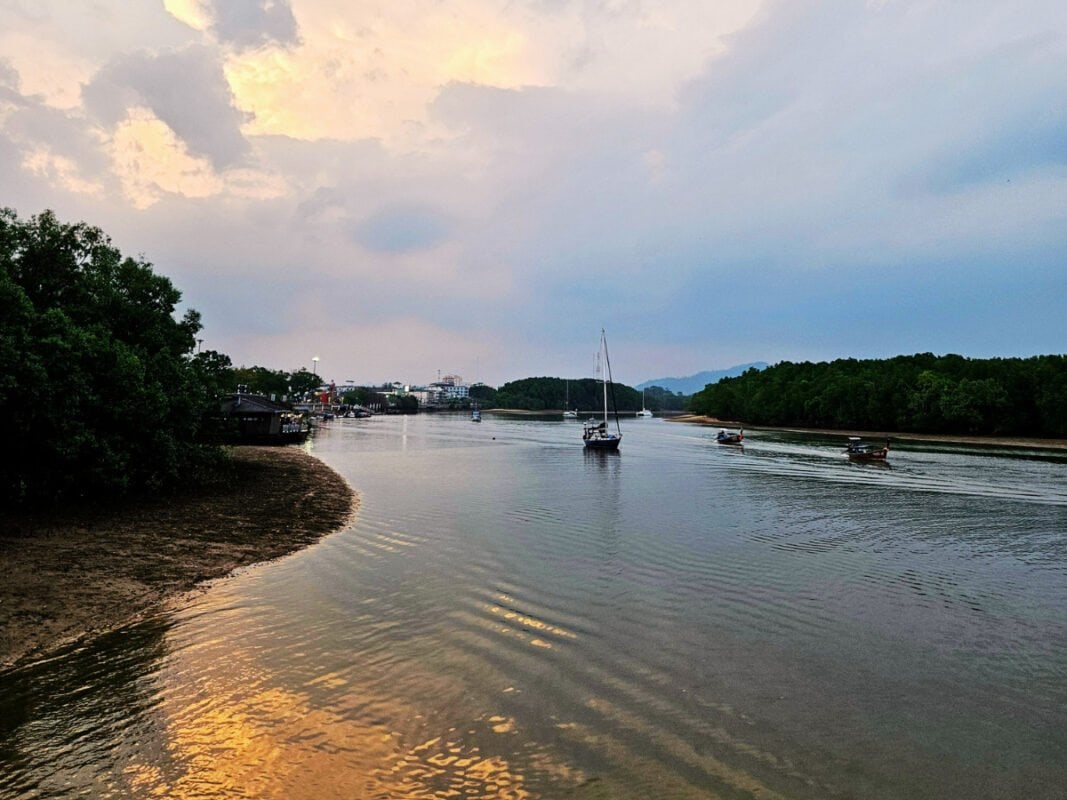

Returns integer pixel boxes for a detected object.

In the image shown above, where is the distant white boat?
[636,389,652,418]
[563,379,579,418]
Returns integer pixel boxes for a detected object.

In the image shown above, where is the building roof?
[219,393,297,415]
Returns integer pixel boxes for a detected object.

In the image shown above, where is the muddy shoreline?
[0,446,357,671]
[668,414,1067,450]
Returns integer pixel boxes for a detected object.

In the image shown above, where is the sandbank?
[0,446,357,670]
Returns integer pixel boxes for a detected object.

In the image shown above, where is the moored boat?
[563,380,579,418]
[582,330,622,451]
[635,389,652,417]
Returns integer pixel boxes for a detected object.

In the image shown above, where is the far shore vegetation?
[688,355,1067,438]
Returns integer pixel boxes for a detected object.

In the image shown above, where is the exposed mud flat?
[0,446,357,669]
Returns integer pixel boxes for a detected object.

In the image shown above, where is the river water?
[2,415,1066,799]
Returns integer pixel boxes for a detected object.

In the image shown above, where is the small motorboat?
[844,437,889,461]
[716,428,743,445]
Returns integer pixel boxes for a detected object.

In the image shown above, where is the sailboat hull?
[583,435,621,451]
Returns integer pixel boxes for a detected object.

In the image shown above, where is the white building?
[428,374,469,402]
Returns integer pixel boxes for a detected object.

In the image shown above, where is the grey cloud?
[432,82,625,144]
[907,35,1067,193]
[675,1,1067,190]
[0,58,28,106]
[207,0,299,50]
[920,112,1067,193]
[0,72,114,198]
[352,206,450,253]
[83,45,249,169]
[6,101,111,173]
[0,58,19,89]
[295,187,349,224]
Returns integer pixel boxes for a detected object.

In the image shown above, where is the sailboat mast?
[600,329,608,425]
[602,368,608,425]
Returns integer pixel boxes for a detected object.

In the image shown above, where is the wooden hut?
[218,393,309,443]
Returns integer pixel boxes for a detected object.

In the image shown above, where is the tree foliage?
[490,376,659,412]
[641,385,688,411]
[0,208,221,505]
[469,383,497,405]
[227,365,320,399]
[688,354,1067,437]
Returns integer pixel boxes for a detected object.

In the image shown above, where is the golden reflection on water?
[115,630,554,799]
[101,553,807,799]
[487,593,579,651]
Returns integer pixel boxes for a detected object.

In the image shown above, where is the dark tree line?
[688,354,1067,437]
[484,377,686,412]
[228,364,321,398]
[1,208,227,505]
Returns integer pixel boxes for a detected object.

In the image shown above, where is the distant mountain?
[636,363,768,395]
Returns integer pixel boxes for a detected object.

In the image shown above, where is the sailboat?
[563,379,578,418]
[582,330,622,450]
[636,389,652,418]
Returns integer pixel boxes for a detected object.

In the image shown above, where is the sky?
[1,0,1065,388]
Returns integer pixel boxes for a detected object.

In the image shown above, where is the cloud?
[83,45,249,169]
[210,0,299,50]
[165,0,299,49]
[351,206,451,253]
[0,58,22,96]
[0,72,114,203]
[911,35,1067,192]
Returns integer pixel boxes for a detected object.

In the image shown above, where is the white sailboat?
[582,330,622,450]
[636,389,652,418]
[563,379,578,418]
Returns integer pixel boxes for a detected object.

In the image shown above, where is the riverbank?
[669,414,1067,450]
[0,446,357,670]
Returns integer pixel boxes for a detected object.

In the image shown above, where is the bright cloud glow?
[107,107,289,208]
[223,3,560,145]
[22,147,104,196]
[0,31,95,109]
[163,0,212,32]
[109,108,224,208]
